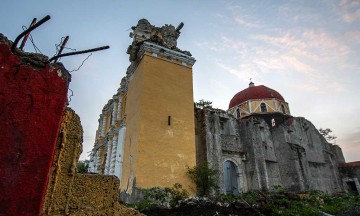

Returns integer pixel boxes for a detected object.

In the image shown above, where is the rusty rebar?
[19,18,37,51]
[176,22,184,33]
[11,15,51,52]
[49,45,110,62]
[54,36,69,63]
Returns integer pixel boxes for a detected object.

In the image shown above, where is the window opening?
[260,103,267,112]
[281,104,286,114]
[236,108,241,118]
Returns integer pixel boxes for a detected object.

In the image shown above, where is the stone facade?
[195,108,345,194]
[88,90,127,179]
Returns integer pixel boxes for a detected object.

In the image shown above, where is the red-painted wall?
[0,43,69,215]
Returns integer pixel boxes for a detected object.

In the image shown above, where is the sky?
[1,0,359,162]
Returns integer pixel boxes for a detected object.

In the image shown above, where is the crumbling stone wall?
[42,108,83,214]
[339,162,360,194]
[194,108,207,165]
[195,108,345,194]
[270,117,344,192]
[0,32,142,216]
[196,109,247,194]
[42,108,143,215]
[0,33,70,216]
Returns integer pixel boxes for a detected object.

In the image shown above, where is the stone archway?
[223,160,239,194]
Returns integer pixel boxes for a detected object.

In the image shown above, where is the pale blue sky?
[1,0,359,161]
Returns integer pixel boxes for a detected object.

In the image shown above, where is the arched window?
[281,104,286,114]
[224,160,239,195]
[260,103,267,112]
[236,108,241,118]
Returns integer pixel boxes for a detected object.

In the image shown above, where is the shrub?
[128,183,190,210]
[76,160,89,173]
[165,183,189,207]
[242,190,261,205]
[186,163,218,196]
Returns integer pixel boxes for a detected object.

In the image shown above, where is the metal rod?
[19,18,37,51]
[49,45,110,62]
[54,36,69,63]
[11,15,51,52]
[176,22,184,33]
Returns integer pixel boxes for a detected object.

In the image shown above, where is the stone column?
[112,101,117,125]
[96,151,101,173]
[104,136,113,175]
[117,97,122,119]
[100,114,106,137]
[109,135,118,175]
[115,125,126,183]
[248,101,252,113]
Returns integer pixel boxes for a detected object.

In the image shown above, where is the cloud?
[337,0,360,23]
[251,34,307,50]
[252,30,349,62]
[221,36,246,51]
[301,30,349,61]
[194,41,224,52]
[216,62,258,83]
[226,3,262,28]
[233,16,261,28]
[194,36,245,53]
[338,128,360,161]
[292,80,345,94]
[196,14,353,95]
[345,31,360,44]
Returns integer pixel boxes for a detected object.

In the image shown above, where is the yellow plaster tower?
[119,19,196,201]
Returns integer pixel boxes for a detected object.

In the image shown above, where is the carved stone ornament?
[127,19,192,62]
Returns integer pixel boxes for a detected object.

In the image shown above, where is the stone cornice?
[126,42,196,78]
[140,42,196,65]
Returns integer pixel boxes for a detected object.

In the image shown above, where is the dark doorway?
[347,181,358,193]
[224,160,239,194]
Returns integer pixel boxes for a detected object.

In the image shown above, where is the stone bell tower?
[120,19,196,201]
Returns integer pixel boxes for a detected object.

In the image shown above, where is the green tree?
[194,99,213,109]
[318,128,337,144]
[186,163,218,196]
[77,160,89,173]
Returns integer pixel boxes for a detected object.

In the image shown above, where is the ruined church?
[88,19,351,202]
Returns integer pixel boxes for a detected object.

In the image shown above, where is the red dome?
[229,84,285,109]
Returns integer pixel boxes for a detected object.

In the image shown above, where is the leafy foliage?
[194,99,213,109]
[214,187,360,216]
[132,186,360,216]
[186,163,218,196]
[77,160,89,173]
[318,128,337,143]
[165,183,189,207]
[128,183,190,210]
[245,189,360,216]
